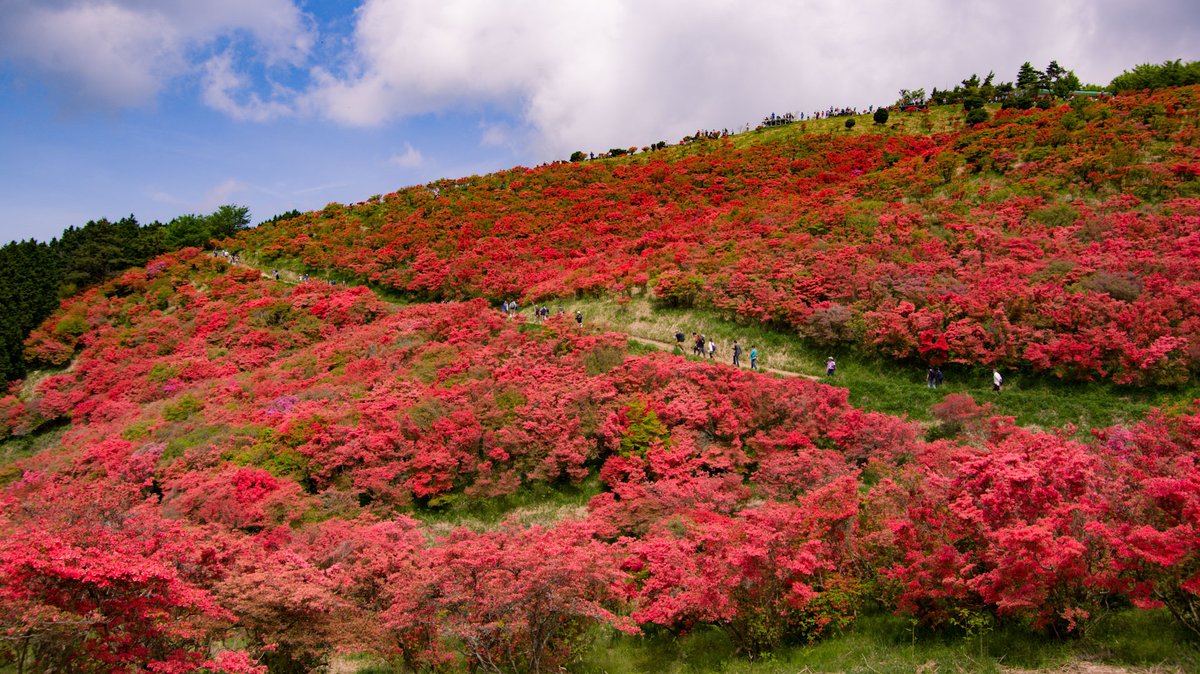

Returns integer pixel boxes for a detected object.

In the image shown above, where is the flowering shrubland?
[1,251,1199,670]
[235,87,1200,384]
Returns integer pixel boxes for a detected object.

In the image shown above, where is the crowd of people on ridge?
[684,128,731,142]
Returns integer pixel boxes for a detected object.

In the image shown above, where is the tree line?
[888,59,1199,128]
[0,205,250,381]
[903,59,1200,112]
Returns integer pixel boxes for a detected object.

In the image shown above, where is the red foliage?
[0,479,242,672]
[230,87,1200,384]
[5,101,1200,668]
[876,428,1121,634]
[383,522,631,672]
[623,477,860,654]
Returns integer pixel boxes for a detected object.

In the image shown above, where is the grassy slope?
[215,106,1200,670]
[555,294,1200,432]
[7,101,1190,672]
[235,99,1200,435]
[575,609,1199,674]
[237,248,1200,435]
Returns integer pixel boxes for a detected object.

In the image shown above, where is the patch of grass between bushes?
[571,609,1199,674]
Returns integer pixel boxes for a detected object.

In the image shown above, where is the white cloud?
[388,142,424,168]
[479,121,516,148]
[3,0,1197,157]
[0,0,312,111]
[202,51,295,122]
[304,0,1200,158]
[199,178,249,211]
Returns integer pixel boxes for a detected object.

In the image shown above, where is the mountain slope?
[2,87,1200,673]
[239,87,1200,386]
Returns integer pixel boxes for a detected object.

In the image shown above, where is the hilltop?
[0,80,1199,673]
[240,86,1200,388]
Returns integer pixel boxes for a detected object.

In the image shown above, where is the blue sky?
[1,0,1197,244]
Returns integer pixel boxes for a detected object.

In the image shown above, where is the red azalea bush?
[3,91,1200,669]
[230,87,1200,384]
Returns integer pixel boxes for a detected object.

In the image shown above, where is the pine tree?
[1017,61,1042,91]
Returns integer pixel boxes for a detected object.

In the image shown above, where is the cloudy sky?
[1,0,1197,244]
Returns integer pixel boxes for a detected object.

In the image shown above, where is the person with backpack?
[732,340,742,367]
[707,339,716,359]
[575,310,583,326]
[750,347,758,370]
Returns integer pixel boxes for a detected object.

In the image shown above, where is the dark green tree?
[1017,61,1042,91]
[1052,71,1082,99]
[979,72,997,103]
[57,216,159,295]
[1110,59,1200,92]
[0,240,61,380]
[873,107,890,124]
[163,205,250,249]
[207,204,251,240]
[1044,61,1066,85]
[0,204,246,381]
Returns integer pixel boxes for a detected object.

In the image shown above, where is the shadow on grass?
[573,610,1199,674]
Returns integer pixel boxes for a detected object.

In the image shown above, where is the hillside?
[0,86,1199,674]
[239,86,1200,387]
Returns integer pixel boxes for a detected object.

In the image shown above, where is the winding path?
[234,257,821,382]
[624,335,820,380]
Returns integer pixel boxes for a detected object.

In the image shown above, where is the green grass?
[0,424,68,487]
[408,475,603,532]
[560,295,1200,432]
[232,245,1197,436]
[572,610,1199,674]
[607,104,971,167]
[235,251,413,305]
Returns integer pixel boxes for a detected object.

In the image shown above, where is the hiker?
[927,367,936,388]
[826,357,836,377]
[694,333,704,356]
[934,367,943,388]
[502,300,509,315]
[750,347,758,370]
[675,331,686,345]
[575,310,583,326]
[707,339,716,359]
[993,369,1003,392]
[732,340,742,367]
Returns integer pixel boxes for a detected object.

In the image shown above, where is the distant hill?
[237,86,1200,386]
